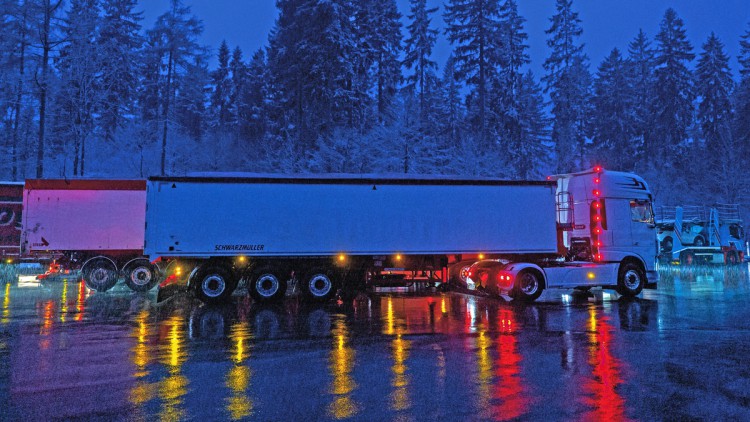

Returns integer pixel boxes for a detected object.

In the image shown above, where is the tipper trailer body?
[147,169,658,304]
[21,179,159,291]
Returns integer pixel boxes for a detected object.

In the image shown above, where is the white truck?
[21,179,159,291]
[146,168,658,304]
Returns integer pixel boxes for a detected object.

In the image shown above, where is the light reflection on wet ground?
[1,265,750,420]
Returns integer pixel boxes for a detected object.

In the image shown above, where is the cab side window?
[630,200,654,224]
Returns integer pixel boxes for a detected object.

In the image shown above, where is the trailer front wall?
[145,178,558,258]
[23,180,146,253]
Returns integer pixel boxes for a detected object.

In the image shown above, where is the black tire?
[680,250,696,266]
[82,258,118,292]
[302,268,336,301]
[123,259,159,292]
[726,251,739,266]
[512,270,544,302]
[661,237,673,253]
[616,262,644,297]
[248,267,287,302]
[194,265,237,305]
[693,236,706,247]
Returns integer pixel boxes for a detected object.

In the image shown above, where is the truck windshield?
[630,200,654,224]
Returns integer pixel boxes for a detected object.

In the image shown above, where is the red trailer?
[21,179,158,291]
[0,182,24,260]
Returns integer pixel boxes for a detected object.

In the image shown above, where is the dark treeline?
[1,0,750,205]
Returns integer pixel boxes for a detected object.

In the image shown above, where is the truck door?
[629,199,656,266]
[607,199,633,248]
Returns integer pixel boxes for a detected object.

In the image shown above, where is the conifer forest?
[1,0,750,207]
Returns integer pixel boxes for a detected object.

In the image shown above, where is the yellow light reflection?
[159,314,188,422]
[59,279,68,323]
[75,280,86,322]
[390,334,411,412]
[475,330,492,411]
[226,321,253,420]
[385,297,395,335]
[441,296,447,315]
[327,317,359,419]
[1,282,10,324]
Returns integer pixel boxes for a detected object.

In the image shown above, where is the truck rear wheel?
[249,267,287,302]
[123,259,159,292]
[512,270,544,302]
[194,266,237,305]
[82,257,118,292]
[302,268,336,301]
[616,262,644,297]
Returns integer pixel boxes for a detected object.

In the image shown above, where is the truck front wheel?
[512,270,544,302]
[194,266,237,305]
[303,268,336,301]
[249,267,287,302]
[82,257,118,292]
[616,262,644,297]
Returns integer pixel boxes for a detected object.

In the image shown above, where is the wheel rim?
[90,268,110,286]
[308,274,332,297]
[256,274,279,298]
[695,238,705,246]
[202,275,226,298]
[663,239,673,252]
[623,269,641,290]
[130,266,152,286]
[686,254,694,265]
[519,272,538,295]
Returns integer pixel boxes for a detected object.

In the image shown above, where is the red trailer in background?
[0,182,24,260]
[21,179,158,292]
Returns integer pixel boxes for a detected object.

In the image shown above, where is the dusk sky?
[144,1,750,77]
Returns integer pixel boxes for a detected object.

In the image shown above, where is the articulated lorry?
[658,204,744,265]
[147,168,658,304]
[21,179,159,291]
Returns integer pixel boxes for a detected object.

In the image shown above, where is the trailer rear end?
[0,182,23,261]
[22,180,158,291]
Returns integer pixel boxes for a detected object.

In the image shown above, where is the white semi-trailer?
[146,168,658,304]
[22,180,158,292]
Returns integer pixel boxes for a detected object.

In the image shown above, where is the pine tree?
[403,0,438,120]
[243,48,270,158]
[98,0,143,140]
[696,32,734,150]
[591,48,637,170]
[734,24,750,163]
[444,0,503,145]
[55,0,102,176]
[440,53,464,148]
[210,40,232,130]
[627,29,656,161]
[511,71,550,178]
[146,0,206,174]
[542,0,591,172]
[359,0,402,123]
[653,8,695,163]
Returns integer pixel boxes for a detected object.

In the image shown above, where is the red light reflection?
[491,309,529,421]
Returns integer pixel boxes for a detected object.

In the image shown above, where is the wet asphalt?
[1,265,750,421]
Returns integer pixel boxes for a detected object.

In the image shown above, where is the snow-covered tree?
[653,8,695,163]
[444,0,502,145]
[146,0,206,174]
[734,24,750,166]
[542,0,591,172]
[98,0,143,140]
[210,40,232,131]
[696,32,734,150]
[54,0,102,176]
[626,29,656,162]
[510,71,550,179]
[403,0,438,120]
[590,48,637,171]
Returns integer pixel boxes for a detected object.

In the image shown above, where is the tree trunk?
[36,0,62,178]
[160,49,174,175]
[12,2,28,181]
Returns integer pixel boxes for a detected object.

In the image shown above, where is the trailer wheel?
[513,270,544,302]
[693,236,706,247]
[82,257,118,292]
[303,268,336,301]
[194,266,237,305]
[616,262,644,297]
[661,237,673,253]
[726,251,739,266]
[123,259,159,292]
[680,251,695,265]
[249,267,286,302]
